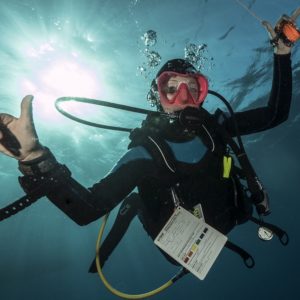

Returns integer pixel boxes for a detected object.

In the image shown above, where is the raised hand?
[0,95,45,161]
[262,7,300,55]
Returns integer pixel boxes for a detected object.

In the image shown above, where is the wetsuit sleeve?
[222,53,292,136]
[18,148,157,226]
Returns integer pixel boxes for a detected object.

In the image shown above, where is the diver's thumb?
[261,21,276,38]
[20,95,34,123]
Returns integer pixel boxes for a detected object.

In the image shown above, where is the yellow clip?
[223,156,232,178]
[191,244,198,252]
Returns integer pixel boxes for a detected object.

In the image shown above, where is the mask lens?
[164,81,198,101]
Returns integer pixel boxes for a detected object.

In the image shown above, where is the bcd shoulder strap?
[129,128,177,174]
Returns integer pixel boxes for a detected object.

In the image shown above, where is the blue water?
[0,0,299,299]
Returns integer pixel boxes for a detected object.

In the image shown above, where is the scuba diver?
[0,9,299,283]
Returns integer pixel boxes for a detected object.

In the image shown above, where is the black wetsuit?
[18,53,292,271]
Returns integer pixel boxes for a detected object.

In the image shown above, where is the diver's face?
[159,75,200,113]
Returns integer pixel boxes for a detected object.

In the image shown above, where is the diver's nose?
[177,84,189,103]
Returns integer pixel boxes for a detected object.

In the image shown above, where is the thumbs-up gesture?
[0,95,45,161]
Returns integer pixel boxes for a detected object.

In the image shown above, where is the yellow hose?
[96,213,174,299]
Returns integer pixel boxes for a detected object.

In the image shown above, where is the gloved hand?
[262,7,300,55]
[0,95,46,161]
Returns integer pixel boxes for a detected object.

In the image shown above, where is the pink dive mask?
[156,71,209,110]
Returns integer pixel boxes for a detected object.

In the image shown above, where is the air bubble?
[184,43,207,65]
[141,30,157,47]
[145,51,161,67]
